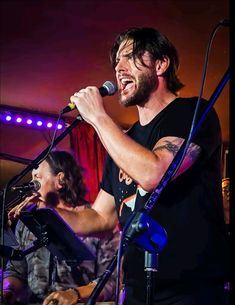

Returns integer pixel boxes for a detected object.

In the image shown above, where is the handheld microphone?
[62,80,117,114]
[11,180,41,192]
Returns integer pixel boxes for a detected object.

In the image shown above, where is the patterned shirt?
[4,220,120,304]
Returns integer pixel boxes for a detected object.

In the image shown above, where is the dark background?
[0,0,230,190]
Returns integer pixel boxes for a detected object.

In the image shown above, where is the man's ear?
[56,172,65,190]
[156,56,170,75]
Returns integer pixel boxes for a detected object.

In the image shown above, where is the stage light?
[47,122,53,128]
[6,115,12,121]
[16,117,22,123]
[0,106,65,131]
[36,120,43,126]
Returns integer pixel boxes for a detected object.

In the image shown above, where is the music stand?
[3,226,18,247]
[17,206,95,263]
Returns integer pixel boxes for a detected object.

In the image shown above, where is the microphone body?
[62,80,117,114]
[11,180,41,192]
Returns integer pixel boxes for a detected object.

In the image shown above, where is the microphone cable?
[168,19,230,180]
[114,19,230,305]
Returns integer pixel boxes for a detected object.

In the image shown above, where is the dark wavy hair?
[110,27,184,94]
[46,150,87,207]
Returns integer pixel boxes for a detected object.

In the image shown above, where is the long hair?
[46,150,87,207]
[110,27,184,94]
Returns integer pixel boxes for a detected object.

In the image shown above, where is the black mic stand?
[85,210,168,305]
[85,67,230,305]
[0,116,84,304]
[121,210,167,305]
[145,251,158,305]
[0,116,83,244]
[2,116,83,192]
[85,252,119,305]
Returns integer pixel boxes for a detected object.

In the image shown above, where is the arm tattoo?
[154,140,201,161]
[153,140,180,157]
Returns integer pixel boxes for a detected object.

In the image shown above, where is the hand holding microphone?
[62,81,117,123]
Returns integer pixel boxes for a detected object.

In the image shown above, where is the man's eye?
[126,53,133,60]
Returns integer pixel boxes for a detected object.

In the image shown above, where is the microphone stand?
[85,67,230,305]
[85,252,118,305]
[0,67,229,305]
[145,252,158,305]
[0,115,84,304]
[1,115,83,234]
[2,115,83,192]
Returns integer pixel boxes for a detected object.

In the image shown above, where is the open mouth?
[119,78,135,93]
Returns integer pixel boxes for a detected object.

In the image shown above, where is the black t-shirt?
[101,97,229,287]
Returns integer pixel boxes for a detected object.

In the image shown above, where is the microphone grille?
[31,180,41,191]
[102,81,117,96]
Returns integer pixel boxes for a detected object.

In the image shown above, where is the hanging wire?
[114,19,229,304]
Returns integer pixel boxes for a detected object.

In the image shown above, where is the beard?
[119,68,157,107]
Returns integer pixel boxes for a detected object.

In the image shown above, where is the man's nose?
[115,57,128,73]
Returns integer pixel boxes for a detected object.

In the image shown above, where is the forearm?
[94,117,202,191]
[70,87,167,191]
[56,205,116,236]
[92,114,161,191]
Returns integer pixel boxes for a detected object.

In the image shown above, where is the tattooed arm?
[153,136,201,180]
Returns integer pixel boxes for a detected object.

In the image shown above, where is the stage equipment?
[84,64,230,305]
[1,204,95,263]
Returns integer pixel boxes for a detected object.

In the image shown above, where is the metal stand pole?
[145,252,158,305]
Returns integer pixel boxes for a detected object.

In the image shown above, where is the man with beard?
[31,28,230,305]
